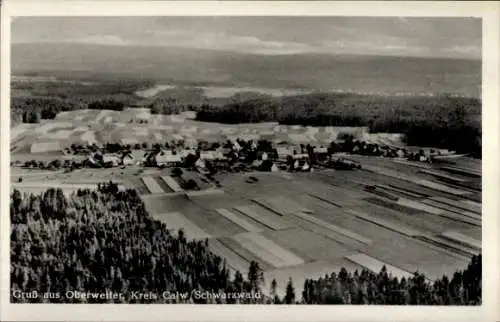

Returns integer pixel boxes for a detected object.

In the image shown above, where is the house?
[232,141,242,151]
[277,146,294,160]
[102,154,121,167]
[87,153,99,167]
[259,160,278,172]
[313,147,328,154]
[252,160,263,168]
[258,151,269,161]
[195,158,210,174]
[292,159,310,172]
[200,150,225,161]
[291,153,309,160]
[121,152,135,165]
[219,147,233,157]
[155,150,182,167]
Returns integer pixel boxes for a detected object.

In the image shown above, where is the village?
[13,133,455,181]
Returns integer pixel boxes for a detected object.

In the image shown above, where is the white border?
[1,1,499,322]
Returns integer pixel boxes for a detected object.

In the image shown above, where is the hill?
[12,43,481,98]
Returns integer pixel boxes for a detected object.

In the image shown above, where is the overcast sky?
[12,17,481,59]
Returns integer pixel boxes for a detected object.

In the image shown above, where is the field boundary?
[215,208,263,233]
[292,211,372,245]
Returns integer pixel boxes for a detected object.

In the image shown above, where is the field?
[10,107,404,156]
[9,105,482,299]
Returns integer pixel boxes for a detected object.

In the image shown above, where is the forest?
[195,93,481,156]
[10,80,150,125]
[11,183,481,304]
[10,78,481,156]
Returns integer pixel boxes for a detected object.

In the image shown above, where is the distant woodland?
[11,184,481,304]
[11,80,481,157]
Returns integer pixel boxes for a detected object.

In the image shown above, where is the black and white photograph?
[1,1,499,321]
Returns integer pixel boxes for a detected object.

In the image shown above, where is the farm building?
[313,147,328,154]
[258,151,269,161]
[155,151,182,167]
[122,152,136,165]
[292,153,310,160]
[277,146,296,160]
[200,151,225,161]
[293,159,310,171]
[30,141,62,153]
[102,154,121,167]
[195,158,210,174]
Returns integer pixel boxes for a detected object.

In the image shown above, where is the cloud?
[143,30,318,55]
[11,17,481,59]
[72,35,130,46]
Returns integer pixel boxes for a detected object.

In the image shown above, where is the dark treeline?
[12,97,86,125]
[194,93,481,156]
[301,255,481,305]
[88,99,125,111]
[11,184,481,304]
[11,80,151,125]
[10,183,266,304]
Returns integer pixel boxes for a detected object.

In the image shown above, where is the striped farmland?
[374,184,423,198]
[441,231,481,251]
[161,176,183,192]
[415,179,471,196]
[417,168,468,183]
[420,199,481,221]
[151,212,211,240]
[440,166,481,178]
[431,196,481,214]
[292,211,372,245]
[215,208,263,233]
[416,235,478,259]
[345,253,415,281]
[234,205,293,231]
[208,239,249,274]
[344,209,422,237]
[141,176,165,194]
[232,232,305,268]
[396,198,443,215]
[252,196,311,216]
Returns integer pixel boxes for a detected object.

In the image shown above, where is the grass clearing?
[234,205,294,231]
[232,232,305,268]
